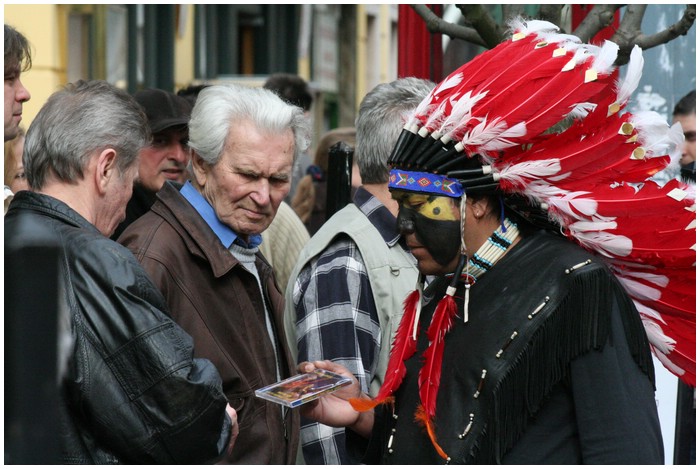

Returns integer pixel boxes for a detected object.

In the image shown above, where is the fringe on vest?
[462,266,654,464]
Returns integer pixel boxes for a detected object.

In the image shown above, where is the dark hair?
[4,24,32,76]
[177,83,211,106]
[673,90,696,117]
[263,73,313,111]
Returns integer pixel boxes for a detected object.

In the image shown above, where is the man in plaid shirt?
[284,78,434,464]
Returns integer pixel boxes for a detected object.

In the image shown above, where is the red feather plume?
[418,294,458,418]
[349,289,420,412]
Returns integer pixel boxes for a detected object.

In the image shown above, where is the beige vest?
[284,203,418,396]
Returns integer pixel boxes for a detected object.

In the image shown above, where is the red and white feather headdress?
[386,18,695,387]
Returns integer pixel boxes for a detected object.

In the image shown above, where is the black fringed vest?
[370,230,654,464]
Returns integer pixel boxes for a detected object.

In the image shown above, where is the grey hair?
[188,84,311,166]
[23,80,149,190]
[355,77,435,184]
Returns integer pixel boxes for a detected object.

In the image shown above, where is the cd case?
[254,369,352,408]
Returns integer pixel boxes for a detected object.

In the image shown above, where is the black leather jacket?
[5,191,232,464]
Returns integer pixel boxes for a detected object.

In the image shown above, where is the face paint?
[393,191,462,266]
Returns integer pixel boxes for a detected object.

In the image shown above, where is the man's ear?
[467,196,491,220]
[190,151,209,187]
[95,148,119,196]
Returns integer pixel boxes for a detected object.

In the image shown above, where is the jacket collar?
[179,181,262,250]
[8,190,100,234]
[152,182,240,278]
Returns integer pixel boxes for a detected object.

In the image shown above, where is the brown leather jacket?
[119,182,299,464]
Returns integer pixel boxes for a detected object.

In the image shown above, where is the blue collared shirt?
[180,181,262,249]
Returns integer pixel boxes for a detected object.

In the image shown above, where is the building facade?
[4,4,400,144]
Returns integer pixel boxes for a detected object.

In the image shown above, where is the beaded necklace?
[460,217,520,324]
[467,217,520,281]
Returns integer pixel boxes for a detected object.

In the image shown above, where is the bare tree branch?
[457,4,504,46]
[410,4,486,47]
[609,4,647,63]
[503,5,526,24]
[617,3,646,34]
[572,4,622,42]
[409,3,695,67]
[632,4,696,50]
[611,4,695,64]
[539,5,565,27]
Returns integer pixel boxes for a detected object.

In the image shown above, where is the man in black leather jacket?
[4,80,238,463]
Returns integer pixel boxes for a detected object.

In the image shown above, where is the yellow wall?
[174,5,195,91]
[4,4,199,127]
[5,4,64,128]
[5,4,397,129]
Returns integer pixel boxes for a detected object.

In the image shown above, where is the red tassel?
[415,404,450,461]
[349,289,420,412]
[418,294,457,418]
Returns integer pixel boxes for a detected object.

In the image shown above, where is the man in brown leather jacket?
[119,84,310,464]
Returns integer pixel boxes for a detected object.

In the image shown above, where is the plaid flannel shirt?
[291,187,405,464]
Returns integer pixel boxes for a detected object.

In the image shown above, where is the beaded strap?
[467,218,520,281]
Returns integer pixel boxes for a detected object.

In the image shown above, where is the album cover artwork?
[254,368,352,408]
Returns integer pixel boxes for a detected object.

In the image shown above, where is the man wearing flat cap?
[112,88,192,239]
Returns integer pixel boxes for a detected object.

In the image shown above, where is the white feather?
[424,100,449,131]
[617,269,669,288]
[440,90,488,138]
[538,30,582,48]
[573,231,633,258]
[521,19,559,35]
[519,180,566,207]
[616,45,643,106]
[462,117,526,151]
[507,17,528,35]
[569,45,593,67]
[589,40,619,76]
[635,301,665,323]
[618,276,662,301]
[557,191,599,217]
[479,122,528,151]
[549,171,573,182]
[644,318,677,355]
[432,72,463,98]
[411,85,438,123]
[651,348,685,375]
[633,113,685,162]
[499,159,561,187]
[569,219,617,232]
[461,117,504,146]
[568,102,597,120]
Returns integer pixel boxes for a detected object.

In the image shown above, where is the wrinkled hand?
[297,360,365,430]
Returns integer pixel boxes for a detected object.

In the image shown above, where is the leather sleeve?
[67,237,231,463]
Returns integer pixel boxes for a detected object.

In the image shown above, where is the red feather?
[559,178,696,384]
[415,404,450,461]
[416,32,563,142]
[418,294,458,418]
[349,289,420,412]
[610,261,696,386]
[473,70,612,155]
[444,33,543,96]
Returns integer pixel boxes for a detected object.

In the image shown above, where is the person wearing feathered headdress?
[297,18,695,464]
